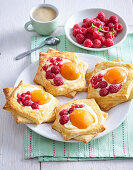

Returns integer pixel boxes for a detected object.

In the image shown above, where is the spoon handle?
[15,43,46,60]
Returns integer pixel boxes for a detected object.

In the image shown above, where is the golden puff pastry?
[52,99,107,142]
[86,59,133,111]
[3,81,58,124]
[34,48,88,98]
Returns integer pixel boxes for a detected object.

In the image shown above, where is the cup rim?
[30,4,59,23]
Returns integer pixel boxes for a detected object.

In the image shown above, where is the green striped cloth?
[24,34,133,161]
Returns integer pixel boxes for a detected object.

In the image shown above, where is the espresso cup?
[24,4,59,35]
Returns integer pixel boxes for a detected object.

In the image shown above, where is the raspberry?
[42,65,48,71]
[21,93,26,97]
[22,100,32,106]
[59,115,69,125]
[93,20,102,27]
[73,104,85,108]
[82,22,89,28]
[87,27,97,34]
[83,39,93,47]
[99,88,109,96]
[26,91,30,95]
[93,30,103,40]
[98,81,108,88]
[103,26,109,31]
[114,23,123,32]
[51,65,60,74]
[17,98,21,104]
[20,97,25,102]
[53,77,64,86]
[93,39,102,48]
[97,77,102,82]
[98,73,103,78]
[31,102,39,109]
[57,63,62,67]
[108,23,114,30]
[78,104,85,108]
[109,16,118,24]
[73,24,81,30]
[73,28,80,37]
[104,18,109,25]
[76,34,85,44]
[59,109,68,116]
[93,84,99,89]
[83,18,90,23]
[109,84,122,93]
[86,33,93,40]
[79,28,87,36]
[46,71,55,79]
[50,58,55,63]
[90,75,98,85]
[99,36,105,46]
[17,93,21,99]
[25,95,31,100]
[56,56,62,61]
[105,32,114,39]
[104,38,114,47]
[68,107,75,114]
[97,12,106,22]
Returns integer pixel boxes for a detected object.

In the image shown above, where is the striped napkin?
[24,34,133,161]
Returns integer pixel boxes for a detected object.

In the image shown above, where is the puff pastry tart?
[86,59,133,111]
[52,99,107,142]
[3,81,58,124]
[34,48,88,98]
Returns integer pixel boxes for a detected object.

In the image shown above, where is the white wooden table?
[1,0,133,169]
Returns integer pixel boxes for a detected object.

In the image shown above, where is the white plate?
[65,8,128,51]
[15,53,131,142]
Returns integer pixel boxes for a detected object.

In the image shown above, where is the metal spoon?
[15,37,60,60]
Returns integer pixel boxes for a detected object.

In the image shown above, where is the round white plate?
[15,53,131,142]
[65,8,128,51]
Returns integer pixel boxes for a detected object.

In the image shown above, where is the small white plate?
[15,53,131,142]
[65,8,128,51]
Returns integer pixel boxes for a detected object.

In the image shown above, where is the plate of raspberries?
[65,8,127,51]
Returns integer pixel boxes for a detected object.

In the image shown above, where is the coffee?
[33,7,57,22]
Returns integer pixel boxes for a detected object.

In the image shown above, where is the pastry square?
[3,81,59,124]
[34,48,88,98]
[86,59,133,111]
[52,99,107,141]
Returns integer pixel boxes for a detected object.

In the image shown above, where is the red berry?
[31,102,39,109]
[97,12,106,22]
[98,81,108,88]
[83,18,90,23]
[17,93,21,99]
[25,95,31,100]
[93,30,103,40]
[26,91,30,95]
[68,107,75,114]
[46,71,55,79]
[83,39,93,47]
[114,23,123,32]
[17,98,21,104]
[59,115,69,125]
[99,36,105,46]
[108,23,114,30]
[53,77,64,86]
[23,100,32,106]
[109,16,118,24]
[98,73,103,78]
[50,58,55,63]
[42,65,48,71]
[103,26,109,31]
[87,27,97,34]
[51,65,60,74]
[21,93,26,97]
[86,33,93,40]
[73,28,80,37]
[99,88,109,96]
[76,34,85,44]
[20,96,25,102]
[59,109,68,116]
[82,22,89,28]
[56,56,62,61]
[93,39,102,48]
[79,28,87,36]
[57,63,62,67]
[79,104,85,108]
[73,104,84,108]
[93,84,99,89]
[73,24,81,30]
[104,38,114,47]
[91,75,98,85]
[108,84,122,93]
[105,32,114,39]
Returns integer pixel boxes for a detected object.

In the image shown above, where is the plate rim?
[64,7,128,51]
[14,52,131,143]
